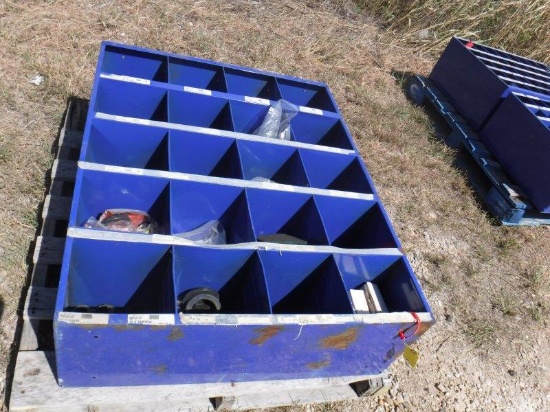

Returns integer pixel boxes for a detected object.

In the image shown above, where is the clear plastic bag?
[84,209,158,234]
[173,220,226,245]
[253,99,298,140]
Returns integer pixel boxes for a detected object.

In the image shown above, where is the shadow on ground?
[392,69,502,226]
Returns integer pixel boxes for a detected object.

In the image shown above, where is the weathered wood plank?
[58,128,83,149]
[50,159,77,181]
[33,236,65,265]
[10,351,382,412]
[214,385,358,410]
[23,287,57,321]
[19,287,57,351]
[41,195,71,221]
[19,320,41,352]
[29,264,49,288]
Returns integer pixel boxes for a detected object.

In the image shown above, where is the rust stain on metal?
[320,327,359,350]
[113,324,145,332]
[152,364,167,374]
[150,325,168,331]
[306,356,331,370]
[168,326,184,341]
[250,325,284,345]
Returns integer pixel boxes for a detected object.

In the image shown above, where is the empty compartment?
[168,57,226,91]
[62,238,174,313]
[169,91,233,130]
[71,169,170,234]
[334,253,427,313]
[247,189,328,246]
[314,196,398,249]
[300,150,372,193]
[260,251,352,314]
[100,44,168,82]
[83,118,168,170]
[224,68,281,100]
[276,78,336,112]
[169,131,242,178]
[170,180,254,243]
[95,79,168,121]
[290,113,354,149]
[173,248,270,314]
[237,140,309,186]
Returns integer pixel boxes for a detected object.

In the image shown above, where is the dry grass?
[0,0,550,410]
[356,0,550,64]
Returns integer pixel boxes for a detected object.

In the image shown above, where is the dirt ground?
[1,1,549,411]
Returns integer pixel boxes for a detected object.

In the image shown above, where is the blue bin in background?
[429,37,550,130]
[430,37,550,214]
[54,41,434,387]
[481,91,550,212]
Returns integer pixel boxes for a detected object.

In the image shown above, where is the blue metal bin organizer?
[481,90,550,213]
[54,41,434,387]
[430,37,550,214]
[429,37,550,130]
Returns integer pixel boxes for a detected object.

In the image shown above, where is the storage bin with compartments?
[54,41,434,387]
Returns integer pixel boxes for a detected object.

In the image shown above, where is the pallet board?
[10,98,392,411]
[407,75,550,226]
[10,351,388,412]
[18,99,85,353]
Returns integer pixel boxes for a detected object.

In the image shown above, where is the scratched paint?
[167,327,184,341]
[306,355,331,370]
[113,324,145,332]
[149,325,168,331]
[384,346,396,362]
[249,325,284,345]
[320,327,359,350]
[152,364,168,374]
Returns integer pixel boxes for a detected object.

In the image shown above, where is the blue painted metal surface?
[429,37,550,130]
[55,41,434,387]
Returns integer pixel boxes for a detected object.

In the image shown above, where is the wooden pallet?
[10,99,391,411]
[407,75,550,226]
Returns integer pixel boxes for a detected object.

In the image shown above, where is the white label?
[179,314,218,324]
[277,314,337,325]
[183,86,212,96]
[127,314,175,325]
[234,315,271,325]
[244,96,270,106]
[100,73,151,85]
[58,312,109,325]
[299,106,323,116]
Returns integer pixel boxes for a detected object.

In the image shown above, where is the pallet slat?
[51,159,77,181]
[10,351,385,412]
[23,287,57,321]
[41,195,72,221]
[32,236,65,265]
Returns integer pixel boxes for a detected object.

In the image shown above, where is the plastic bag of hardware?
[253,99,298,140]
[84,209,158,234]
[174,220,226,245]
